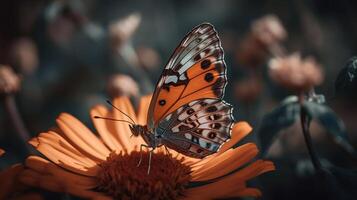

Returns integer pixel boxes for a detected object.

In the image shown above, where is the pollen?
[96,151,192,200]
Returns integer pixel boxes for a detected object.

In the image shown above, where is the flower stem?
[3,95,32,152]
[299,96,322,172]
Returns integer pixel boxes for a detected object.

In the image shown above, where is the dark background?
[1,0,357,199]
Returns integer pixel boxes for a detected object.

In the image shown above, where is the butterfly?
[97,23,234,174]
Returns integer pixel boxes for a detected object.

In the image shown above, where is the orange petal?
[232,159,275,181]
[37,131,99,167]
[217,121,252,154]
[20,169,104,199]
[112,97,137,150]
[91,105,124,151]
[137,94,152,125]
[184,182,246,199]
[0,164,24,200]
[56,113,109,161]
[0,148,4,156]
[29,137,99,176]
[191,143,259,181]
[25,156,97,188]
[185,160,274,199]
[234,188,262,198]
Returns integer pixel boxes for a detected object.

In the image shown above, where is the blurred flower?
[269,53,324,92]
[21,96,274,199]
[0,65,21,95]
[109,13,141,51]
[106,74,140,98]
[236,14,287,68]
[10,38,39,75]
[0,150,43,200]
[234,76,263,102]
[251,14,287,47]
[136,46,161,70]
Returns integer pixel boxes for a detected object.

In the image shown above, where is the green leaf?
[303,101,355,154]
[258,96,300,155]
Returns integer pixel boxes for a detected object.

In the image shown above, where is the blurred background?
[1,0,357,199]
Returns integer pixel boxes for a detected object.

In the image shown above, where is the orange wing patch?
[153,59,226,124]
[153,85,185,125]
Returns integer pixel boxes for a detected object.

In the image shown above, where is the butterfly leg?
[147,148,155,175]
[164,145,171,156]
[137,144,150,167]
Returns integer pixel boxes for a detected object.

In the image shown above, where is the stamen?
[97,151,191,200]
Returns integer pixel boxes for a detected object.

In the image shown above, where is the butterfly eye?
[159,100,166,106]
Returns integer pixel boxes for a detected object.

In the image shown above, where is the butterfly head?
[129,124,147,137]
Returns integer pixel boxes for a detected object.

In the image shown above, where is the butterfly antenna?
[94,116,134,125]
[106,100,136,124]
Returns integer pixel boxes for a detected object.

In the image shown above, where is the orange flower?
[20,95,274,199]
[0,150,42,200]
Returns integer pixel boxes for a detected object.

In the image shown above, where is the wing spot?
[207,106,218,112]
[187,108,195,115]
[208,132,217,139]
[213,114,222,120]
[206,142,212,148]
[200,101,208,107]
[178,125,190,131]
[159,99,166,106]
[204,73,214,82]
[197,148,203,153]
[215,63,224,73]
[211,123,222,130]
[201,59,211,69]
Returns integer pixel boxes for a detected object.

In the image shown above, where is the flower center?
[97,151,191,200]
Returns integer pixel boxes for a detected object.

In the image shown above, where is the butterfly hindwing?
[147,23,227,127]
[158,99,234,158]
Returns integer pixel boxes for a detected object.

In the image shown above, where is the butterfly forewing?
[158,99,234,158]
[147,23,227,128]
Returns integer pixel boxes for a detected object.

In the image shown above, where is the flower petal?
[20,169,104,199]
[112,97,138,150]
[191,143,259,181]
[217,121,252,154]
[38,131,98,167]
[137,95,152,125]
[24,156,97,188]
[29,135,99,176]
[91,105,124,151]
[184,182,246,199]
[56,113,109,161]
[0,164,24,200]
[234,188,262,198]
[185,160,274,199]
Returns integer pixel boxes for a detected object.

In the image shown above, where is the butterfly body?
[128,23,234,172]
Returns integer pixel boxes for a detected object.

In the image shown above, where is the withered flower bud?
[106,74,139,98]
[137,46,161,70]
[0,65,21,95]
[251,14,287,46]
[236,14,287,68]
[269,53,324,92]
[10,38,39,75]
[109,13,141,51]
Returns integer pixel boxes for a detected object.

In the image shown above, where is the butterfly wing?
[157,99,234,158]
[147,23,227,128]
